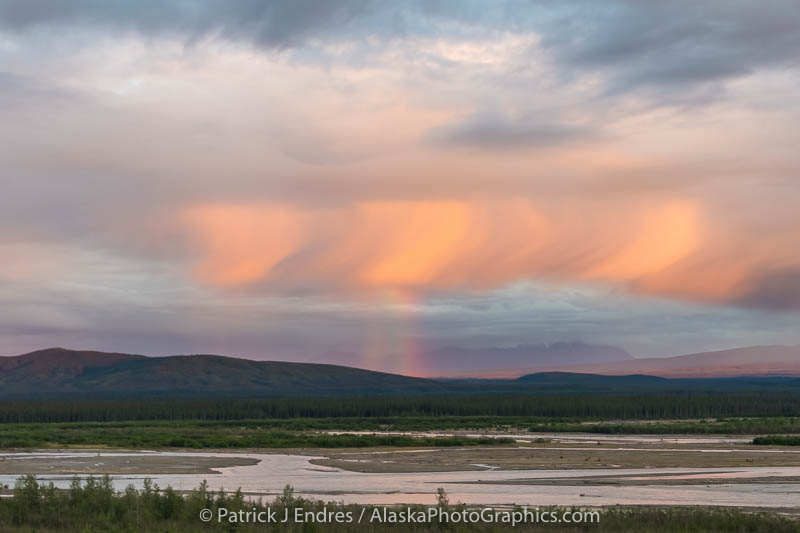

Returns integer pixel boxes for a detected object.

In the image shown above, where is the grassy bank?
[0,475,796,532]
[530,417,800,435]
[3,416,800,449]
[0,421,516,449]
[753,435,800,446]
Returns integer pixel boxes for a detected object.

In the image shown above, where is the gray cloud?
[0,0,374,49]
[0,71,76,107]
[1,0,799,366]
[2,1,799,98]
[544,1,800,93]
[738,268,800,311]
[425,113,595,150]
[3,277,800,366]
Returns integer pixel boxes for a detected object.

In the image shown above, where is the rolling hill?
[537,345,800,378]
[425,342,632,375]
[516,371,667,386]
[2,345,799,397]
[0,348,442,396]
[314,342,632,376]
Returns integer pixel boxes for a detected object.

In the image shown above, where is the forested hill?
[3,347,800,399]
[0,348,441,396]
[516,372,667,385]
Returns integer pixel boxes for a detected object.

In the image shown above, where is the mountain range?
[0,347,437,396]
[1,344,799,397]
[527,345,800,378]
[311,342,632,375]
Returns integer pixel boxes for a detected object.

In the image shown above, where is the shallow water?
[325,431,753,445]
[1,451,800,508]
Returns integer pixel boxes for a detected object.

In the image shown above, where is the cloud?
[3,1,799,104]
[0,71,75,106]
[172,198,777,309]
[170,195,800,312]
[544,1,800,94]
[0,0,374,49]
[181,204,309,285]
[738,268,800,311]
[2,34,799,309]
[425,112,595,150]
[1,0,799,364]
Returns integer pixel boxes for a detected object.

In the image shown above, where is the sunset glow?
[1,1,799,368]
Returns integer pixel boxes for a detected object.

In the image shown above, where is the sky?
[1,1,799,374]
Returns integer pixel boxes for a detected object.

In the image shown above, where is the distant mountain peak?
[424,341,632,376]
[534,344,800,378]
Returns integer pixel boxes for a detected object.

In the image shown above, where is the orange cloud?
[182,204,307,285]
[586,201,701,281]
[361,202,471,286]
[178,198,720,303]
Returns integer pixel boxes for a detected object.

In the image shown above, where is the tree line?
[1,393,799,423]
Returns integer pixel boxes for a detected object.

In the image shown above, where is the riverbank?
[3,417,800,450]
[2,475,799,532]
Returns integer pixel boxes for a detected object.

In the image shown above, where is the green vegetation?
[528,417,800,435]
[753,435,800,446]
[0,421,516,449]
[0,475,796,532]
[2,392,800,423]
[2,390,799,450]
[3,416,800,450]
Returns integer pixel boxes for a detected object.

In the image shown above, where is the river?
[2,450,799,508]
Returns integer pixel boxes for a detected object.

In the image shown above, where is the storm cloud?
[1,1,799,365]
